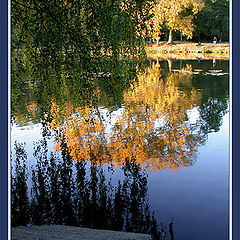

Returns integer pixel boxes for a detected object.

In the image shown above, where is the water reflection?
[12,60,229,173]
[11,140,173,240]
[11,59,229,239]
[48,60,228,172]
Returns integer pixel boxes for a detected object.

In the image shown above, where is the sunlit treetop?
[148,0,204,43]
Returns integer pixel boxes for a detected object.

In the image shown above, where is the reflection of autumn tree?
[50,100,109,163]
[50,63,206,172]
[108,63,205,171]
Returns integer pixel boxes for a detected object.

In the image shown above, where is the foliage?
[11,0,152,70]
[147,0,204,43]
[11,0,152,123]
[144,0,229,43]
[193,0,229,42]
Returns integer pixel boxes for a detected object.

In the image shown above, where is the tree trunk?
[167,58,173,72]
[168,29,173,44]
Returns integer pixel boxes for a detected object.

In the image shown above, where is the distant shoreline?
[146,41,229,60]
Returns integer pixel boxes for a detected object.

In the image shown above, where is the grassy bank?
[146,41,229,60]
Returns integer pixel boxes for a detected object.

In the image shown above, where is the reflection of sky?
[187,107,200,124]
[11,59,229,239]
[98,105,202,134]
[149,112,229,240]
[11,123,42,155]
[11,105,229,240]
[11,123,55,167]
[10,104,220,163]
[11,123,42,140]
[98,106,124,134]
[173,68,229,76]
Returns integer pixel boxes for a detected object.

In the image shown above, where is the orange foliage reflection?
[50,62,206,172]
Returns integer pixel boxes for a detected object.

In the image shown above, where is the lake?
[11,58,229,240]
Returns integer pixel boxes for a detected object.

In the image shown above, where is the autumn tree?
[149,0,204,44]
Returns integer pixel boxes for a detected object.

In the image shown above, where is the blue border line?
[0,0,8,239]
[2,1,236,240]
[232,0,240,239]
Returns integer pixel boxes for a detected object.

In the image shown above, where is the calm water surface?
[11,59,229,240]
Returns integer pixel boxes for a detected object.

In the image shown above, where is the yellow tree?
[150,0,204,44]
[145,3,164,45]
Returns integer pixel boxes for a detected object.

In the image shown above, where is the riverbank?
[12,225,152,240]
[146,41,229,60]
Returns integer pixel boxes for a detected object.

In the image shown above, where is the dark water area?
[11,59,229,240]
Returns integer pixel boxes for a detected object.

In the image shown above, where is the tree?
[193,0,229,42]
[11,0,152,124]
[149,0,204,44]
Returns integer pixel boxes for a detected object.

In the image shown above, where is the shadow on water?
[11,139,175,240]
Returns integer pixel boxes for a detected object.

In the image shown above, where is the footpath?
[12,225,152,240]
[146,41,229,60]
